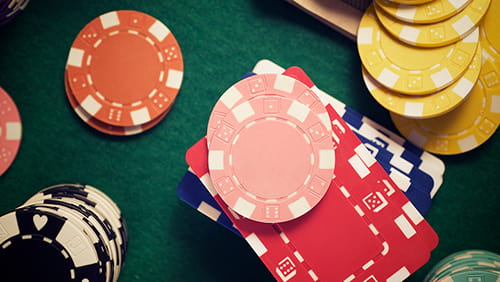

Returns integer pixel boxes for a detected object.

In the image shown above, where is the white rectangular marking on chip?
[452,78,473,98]
[288,197,311,217]
[354,144,376,167]
[368,224,379,235]
[232,101,255,123]
[75,106,91,122]
[317,112,331,131]
[431,68,453,88]
[279,232,290,244]
[67,48,85,68]
[362,260,374,270]
[287,100,310,122]
[245,233,267,257]
[396,7,416,20]
[81,95,102,116]
[452,16,474,37]
[319,150,334,169]
[149,21,170,42]
[458,135,477,152]
[357,27,373,45]
[124,125,142,135]
[5,122,21,141]
[344,274,355,282]
[197,201,221,222]
[166,69,183,89]
[100,11,120,29]
[0,213,20,240]
[408,130,427,147]
[208,150,224,170]
[451,0,468,8]
[130,107,151,125]
[293,251,304,262]
[339,186,350,198]
[389,168,411,192]
[387,267,410,282]
[395,215,416,239]
[57,224,97,266]
[200,174,218,196]
[491,95,500,113]
[354,205,365,216]
[463,27,479,42]
[400,26,420,43]
[405,102,424,116]
[402,202,424,225]
[234,197,256,218]
[348,155,370,179]
[273,75,295,93]
[378,68,400,88]
[220,87,243,108]
[308,270,319,281]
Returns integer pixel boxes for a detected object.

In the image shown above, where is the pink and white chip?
[0,87,22,176]
[207,74,335,223]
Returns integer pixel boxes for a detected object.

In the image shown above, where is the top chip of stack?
[357,0,500,155]
[0,0,29,26]
[64,10,184,136]
[0,183,128,282]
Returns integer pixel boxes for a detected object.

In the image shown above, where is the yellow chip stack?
[357,0,500,155]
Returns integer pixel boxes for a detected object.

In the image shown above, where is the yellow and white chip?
[357,5,479,95]
[390,58,500,155]
[375,0,491,47]
[375,0,472,24]
[363,44,481,119]
[388,0,435,5]
[479,0,500,64]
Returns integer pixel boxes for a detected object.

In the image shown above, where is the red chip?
[0,87,22,176]
[64,71,168,136]
[66,10,183,127]
[207,74,335,223]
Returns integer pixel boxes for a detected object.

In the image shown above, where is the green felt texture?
[0,1,499,281]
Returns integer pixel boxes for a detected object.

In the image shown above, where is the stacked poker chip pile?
[425,250,500,281]
[0,184,128,282]
[64,10,184,136]
[357,0,500,155]
[0,87,22,177]
[0,0,29,25]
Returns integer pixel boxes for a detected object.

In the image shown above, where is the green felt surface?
[0,1,499,281]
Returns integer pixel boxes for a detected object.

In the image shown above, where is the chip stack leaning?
[64,10,184,136]
[358,0,500,155]
[0,0,29,25]
[0,184,128,282]
[424,249,500,281]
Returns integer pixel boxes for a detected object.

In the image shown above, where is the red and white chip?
[0,87,22,176]
[207,74,335,223]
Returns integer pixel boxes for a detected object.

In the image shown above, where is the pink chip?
[208,92,335,223]
[206,73,332,146]
[0,87,22,176]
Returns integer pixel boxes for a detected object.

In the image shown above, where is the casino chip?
[390,58,500,155]
[207,73,335,223]
[0,184,128,282]
[357,5,479,95]
[362,45,481,119]
[0,87,22,176]
[480,0,500,62]
[424,249,500,281]
[0,0,29,26]
[64,70,170,136]
[374,0,472,24]
[375,0,491,47]
[66,10,183,128]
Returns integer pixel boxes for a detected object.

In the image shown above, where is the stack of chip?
[424,249,500,281]
[64,10,184,136]
[0,184,128,282]
[0,0,29,26]
[357,0,500,155]
[0,87,22,176]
